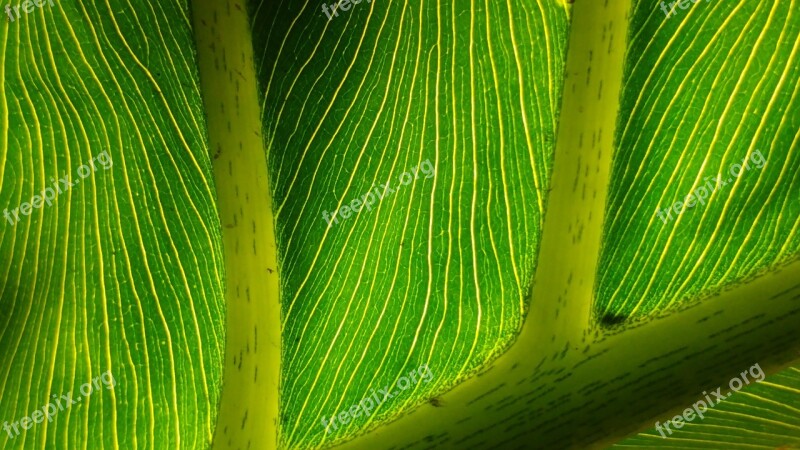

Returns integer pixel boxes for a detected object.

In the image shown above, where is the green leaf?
[0,2,225,449]
[2,0,799,449]
[596,0,800,319]
[303,0,800,447]
[615,363,800,448]
[250,0,570,447]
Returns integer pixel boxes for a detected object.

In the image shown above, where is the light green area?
[191,1,282,449]
[616,364,800,449]
[0,1,225,449]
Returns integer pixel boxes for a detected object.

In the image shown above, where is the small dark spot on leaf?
[600,313,626,326]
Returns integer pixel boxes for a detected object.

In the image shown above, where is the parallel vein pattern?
[596,0,800,319]
[0,1,225,449]
[616,363,800,448]
[251,0,569,447]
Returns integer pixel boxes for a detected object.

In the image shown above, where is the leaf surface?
[249,0,570,447]
[596,0,800,319]
[0,2,225,449]
[616,363,800,449]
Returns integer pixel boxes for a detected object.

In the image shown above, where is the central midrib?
[192,1,282,449]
